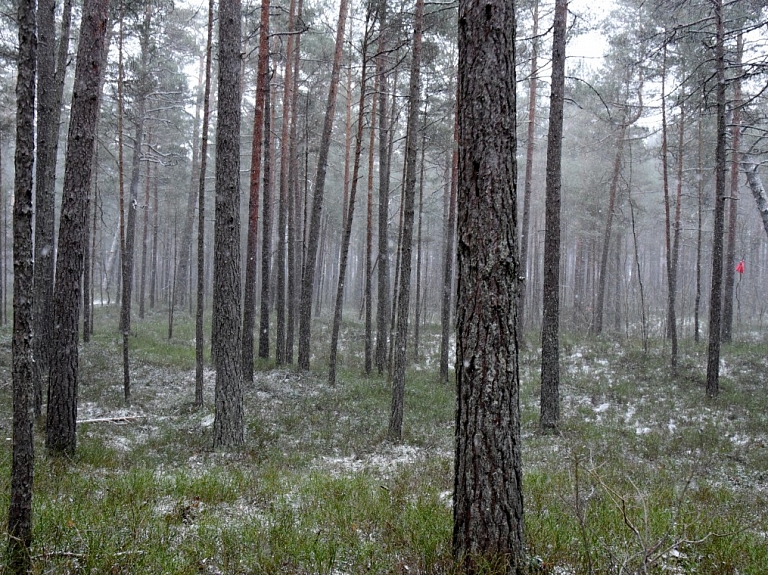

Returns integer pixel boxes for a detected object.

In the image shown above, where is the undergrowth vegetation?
[0,308,766,573]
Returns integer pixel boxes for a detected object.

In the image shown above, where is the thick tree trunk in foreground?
[297,0,349,370]
[33,0,72,413]
[8,0,36,567]
[540,0,567,431]
[706,0,726,399]
[453,0,524,571]
[212,0,244,446]
[46,0,109,456]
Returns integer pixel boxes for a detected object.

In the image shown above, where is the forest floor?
[0,308,767,574]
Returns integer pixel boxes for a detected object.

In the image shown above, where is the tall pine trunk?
[32,0,57,411]
[694,99,704,342]
[388,0,424,440]
[540,0,567,431]
[120,7,152,404]
[706,0,726,399]
[517,0,538,341]
[195,0,214,407]
[212,0,244,446]
[242,0,270,381]
[275,0,297,366]
[175,54,206,310]
[413,107,426,361]
[46,0,110,455]
[375,0,391,375]
[8,0,36,566]
[258,81,274,359]
[669,100,685,366]
[286,0,304,365]
[453,0,524,567]
[329,16,372,386]
[722,33,742,343]
[139,135,152,319]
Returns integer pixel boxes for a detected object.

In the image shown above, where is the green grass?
[0,309,766,573]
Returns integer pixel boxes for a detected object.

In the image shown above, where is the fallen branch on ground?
[77,416,144,424]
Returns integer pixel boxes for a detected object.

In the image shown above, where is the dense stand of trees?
[2,0,768,567]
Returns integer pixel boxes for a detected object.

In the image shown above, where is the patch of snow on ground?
[316,444,429,478]
[730,434,750,446]
[668,421,677,433]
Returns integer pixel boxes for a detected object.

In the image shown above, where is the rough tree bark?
[8,0,36,566]
[32,0,57,413]
[297,0,349,370]
[33,0,73,412]
[212,0,244,446]
[453,0,524,569]
[46,0,110,456]
[706,0,726,399]
[258,80,274,360]
[540,0,567,431]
